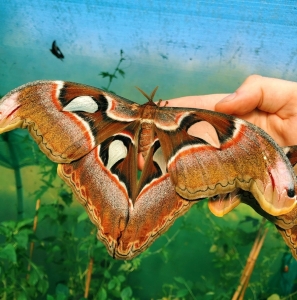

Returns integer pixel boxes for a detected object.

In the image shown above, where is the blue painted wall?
[1,0,297,101]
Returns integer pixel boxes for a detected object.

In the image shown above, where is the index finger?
[164,94,228,111]
[215,75,297,119]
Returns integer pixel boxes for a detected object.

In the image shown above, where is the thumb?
[215,75,264,116]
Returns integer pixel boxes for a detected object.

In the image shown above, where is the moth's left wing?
[0,81,140,162]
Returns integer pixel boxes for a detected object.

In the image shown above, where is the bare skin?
[138,75,297,169]
[167,75,297,146]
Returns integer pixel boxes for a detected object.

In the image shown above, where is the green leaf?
[174,276,186,284]
[267,294,280,300]
[117,274,125,283]
[108,278,116,290]
[117,69,125,77]
[28,268,39,286]
[103,270,111,279]
[59,189,73,206]
[239,216,259,227]
[1,220,16,230]
[176,288,189,297]
[97,287,107,300]
[56,295,67,300]
[34,185,50,199]
[77,211,89,223]
[121,286,132,299]
[55,283,69,296]
[38,205,58,221]
[15,229,30,249]
[99,72,110,78]
[0,244,17,263]
[51,245,62,253]
[37,277,49,294]
[16,218,34,230]
[17,292,27,300]
[209,244,218,253]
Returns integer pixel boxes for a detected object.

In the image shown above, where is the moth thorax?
[139,122,155,160]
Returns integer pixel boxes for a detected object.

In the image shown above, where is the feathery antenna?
[135,86,159,102]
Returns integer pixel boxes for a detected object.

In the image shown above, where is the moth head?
[136,86,159,104]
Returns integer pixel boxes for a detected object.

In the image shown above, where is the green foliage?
[0,218,49,299]
[0,188,139,299]
[158,203,292,300]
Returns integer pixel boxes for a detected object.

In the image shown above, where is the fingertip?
[216,93,238,109]
[215,76,263,115]
[215,93,241,114]
[217,93,237,103]
[215,92,256,115]
[137,153,145,170]
[166,95,227,111]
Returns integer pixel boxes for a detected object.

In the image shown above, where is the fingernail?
[219,93,237,103]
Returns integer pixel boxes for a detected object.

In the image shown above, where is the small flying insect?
[50,40,64,61]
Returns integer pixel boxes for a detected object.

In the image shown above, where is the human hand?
[166,75,297,147]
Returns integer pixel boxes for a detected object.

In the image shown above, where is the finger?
[215,75,297,118]
[164,94,228,111]
[138,153,145,170]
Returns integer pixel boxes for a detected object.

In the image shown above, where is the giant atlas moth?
[0,80,297,260]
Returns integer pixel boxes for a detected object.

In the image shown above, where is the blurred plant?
[0,130,42,220]
[159,202,288,300]
[0,217,49,299]
[0,190,139,299]
[99,49,126,92]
